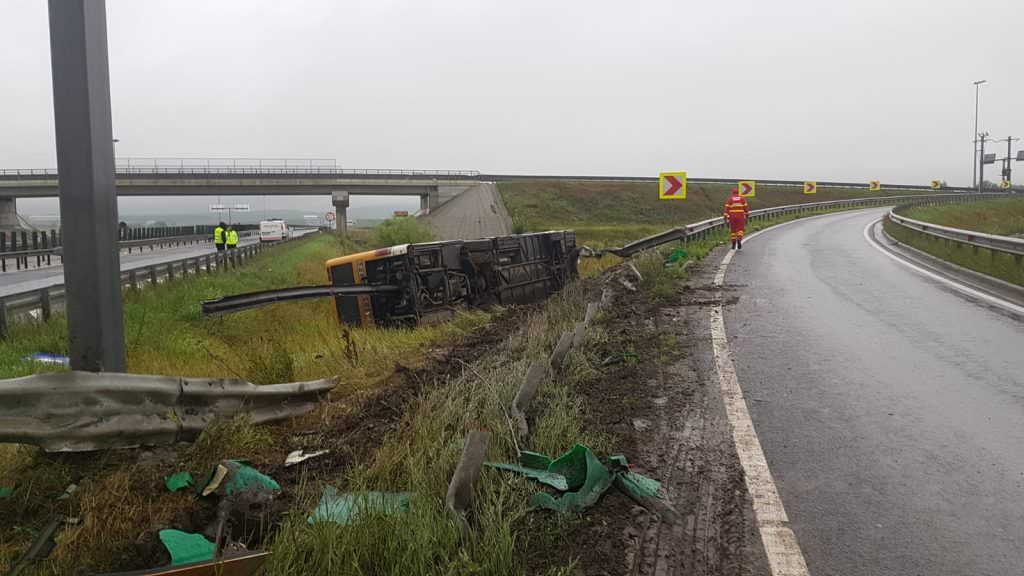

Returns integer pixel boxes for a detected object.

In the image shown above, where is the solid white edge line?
[862,219,1024,317]
[712,245,810,576]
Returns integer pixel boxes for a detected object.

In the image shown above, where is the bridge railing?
[0,166,482,178]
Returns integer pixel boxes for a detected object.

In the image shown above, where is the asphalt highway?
[0,230,315,297]
[723,208,1024,576]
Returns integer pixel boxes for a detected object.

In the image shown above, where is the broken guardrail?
[201,284,403,316]
[0,371,337,452]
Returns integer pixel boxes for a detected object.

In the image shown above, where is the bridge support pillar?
[0,198,21,230]
[420,194,429,214]
[332,191,349,237]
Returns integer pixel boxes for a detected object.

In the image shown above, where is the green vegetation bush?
[375,217,434,246]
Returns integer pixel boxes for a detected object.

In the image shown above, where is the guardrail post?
[205,255,212,273]
[166,263,175,280]
[40,289,52,321]
[148,266,157,286]
[0,299,7,339]
[129,270,138,290]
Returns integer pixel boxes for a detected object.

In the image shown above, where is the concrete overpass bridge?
[0,159,482,235]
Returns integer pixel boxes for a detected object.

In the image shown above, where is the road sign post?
[803,181,817,195]
[47,0,126,372]
[738,181,756,198]
[659,172,687,200]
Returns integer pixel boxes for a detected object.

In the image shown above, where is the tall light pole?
[112,138,119,167]
[972,80,987,188]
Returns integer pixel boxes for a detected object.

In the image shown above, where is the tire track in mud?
[568,258,770,576]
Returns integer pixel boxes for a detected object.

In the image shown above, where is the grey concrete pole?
[47,0,126,371]
[972,80,986,188]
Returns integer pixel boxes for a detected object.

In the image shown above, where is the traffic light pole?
[47,0,126,372]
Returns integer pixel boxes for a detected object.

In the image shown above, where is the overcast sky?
[2,0,1022,218]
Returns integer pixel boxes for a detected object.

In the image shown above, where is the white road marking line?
[862,219,1024,316]
[712,240,810,576]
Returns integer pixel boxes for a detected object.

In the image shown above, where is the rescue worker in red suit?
[724,188,749,250]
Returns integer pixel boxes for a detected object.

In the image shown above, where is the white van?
[259,220,289,242]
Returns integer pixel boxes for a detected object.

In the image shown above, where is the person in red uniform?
[724,188,750,250]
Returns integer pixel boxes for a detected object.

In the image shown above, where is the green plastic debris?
[200,460,280,498]
[518,450,552,470]
[609,455,661,499]
[488,445,662,514]
[530,445,614,513]
[0,487,11,498]
[307,485,410,525]
[485,462,569,491]
[158,529,215,566]
[665,248,689,266]
[164,471,194,493]
[601,352,640,366]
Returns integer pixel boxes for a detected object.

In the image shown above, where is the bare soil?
[549,255,770,576]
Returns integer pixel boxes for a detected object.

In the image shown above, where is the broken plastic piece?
[664,248,689,266]
[284,449,329,467]
[158,529,215,566]
[307,485,410,525]
[485,462,569,491]
[165,471,194,493]
[489,445,664,515]
[530,444,614,513]
[608,455,661,499]
[200,460,280,498]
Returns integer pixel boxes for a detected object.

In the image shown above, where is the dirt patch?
[544,257,769,576]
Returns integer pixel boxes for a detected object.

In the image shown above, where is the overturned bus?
[202,231,579,327]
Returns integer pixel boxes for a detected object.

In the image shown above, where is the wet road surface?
[723,208,1024,576]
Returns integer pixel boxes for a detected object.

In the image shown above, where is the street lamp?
[972,80,986,188]
[112,138,119,169]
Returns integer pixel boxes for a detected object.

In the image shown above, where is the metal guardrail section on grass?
[888,199,1024,258]
[0,370,338,451]
[0,234,307,336]
[608,193,1008,258]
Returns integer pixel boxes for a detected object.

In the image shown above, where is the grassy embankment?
[500,179,939,275]
[0,226,499,574]
[884,197,1024,286]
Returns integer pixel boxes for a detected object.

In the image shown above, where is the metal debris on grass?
[284,449,329,467]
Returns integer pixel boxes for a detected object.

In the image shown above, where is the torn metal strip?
[0,371,337,452]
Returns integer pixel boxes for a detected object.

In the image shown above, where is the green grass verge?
[0,232,494,574]
[884,219,1024,286]
[903,197,1024,236]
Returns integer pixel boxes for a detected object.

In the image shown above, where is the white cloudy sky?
[1,0,1021,218]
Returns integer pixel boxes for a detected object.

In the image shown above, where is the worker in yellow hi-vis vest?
[226,225,239,250]
[214,222,226,252]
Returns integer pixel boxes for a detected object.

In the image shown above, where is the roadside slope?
[421,182,512,241]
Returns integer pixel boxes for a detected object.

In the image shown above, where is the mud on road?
[556,254,770,576]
